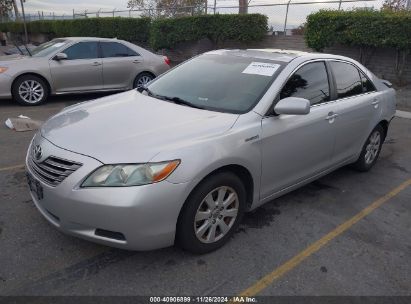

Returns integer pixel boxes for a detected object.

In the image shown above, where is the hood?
[41,90,239,164]
[0,54,29,64]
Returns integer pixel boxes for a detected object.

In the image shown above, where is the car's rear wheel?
[12,75,49,106]
[133,72,154,89]
[352,125,384,172]
[176,172,246,254]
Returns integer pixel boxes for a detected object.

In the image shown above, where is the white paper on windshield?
[52,42,65,48]
[242,62,280,76]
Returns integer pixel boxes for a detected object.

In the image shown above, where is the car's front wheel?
[352,125,384,171]
[176,172,246,254]
[12,75,49,106]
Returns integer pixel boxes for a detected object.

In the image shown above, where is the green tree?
[0,0,14,21]
[127,0,206,18]
[382,0,408,11]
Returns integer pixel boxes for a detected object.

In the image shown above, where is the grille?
[28,155,82,187]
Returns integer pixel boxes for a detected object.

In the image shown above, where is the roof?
[59,37,121,42]
[206,48,347,63]
[206,49,309,63]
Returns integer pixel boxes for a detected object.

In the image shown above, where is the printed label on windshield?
[242,62,280,77]
[52,42,66,48]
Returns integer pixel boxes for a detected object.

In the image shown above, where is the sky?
[20,0,383,29]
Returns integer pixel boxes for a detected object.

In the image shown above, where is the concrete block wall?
[162,35,410,85]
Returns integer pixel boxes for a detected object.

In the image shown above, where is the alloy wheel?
[365,131,381,164]
[194,186,239,243]
[18,80,44,104]
[136,75,153,88]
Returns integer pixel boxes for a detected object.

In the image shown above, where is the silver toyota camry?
[26,49,396,253]
[0,37,170,105]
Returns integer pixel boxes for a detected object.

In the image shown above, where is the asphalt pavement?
[0,93,410,297]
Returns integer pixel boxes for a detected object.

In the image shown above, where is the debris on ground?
[4,115,42,132]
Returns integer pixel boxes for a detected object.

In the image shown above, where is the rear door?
[328,60,381,164]
[49,41,103,92]
[100,41,144,90]
[260,61,338,199]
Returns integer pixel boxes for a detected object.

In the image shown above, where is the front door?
[49,41,103,93]
[260,61,337,199]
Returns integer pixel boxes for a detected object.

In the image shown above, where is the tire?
[352,125,384,172]
[133,72,154,89]
[176,172,246,254]
[12,74,49,106]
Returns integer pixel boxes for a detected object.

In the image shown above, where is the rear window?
[360,72,376,93]
[101,42,139,58]
[147,54,285,114]
[330,61,363,99]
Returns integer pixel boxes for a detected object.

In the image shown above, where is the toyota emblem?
[33,145,42,161]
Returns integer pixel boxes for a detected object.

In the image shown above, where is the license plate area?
[27,172,44,200]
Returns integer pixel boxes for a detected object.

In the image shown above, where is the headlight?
[0,67,8,73]
[81,160,180,187]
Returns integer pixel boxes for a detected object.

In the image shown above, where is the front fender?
[150,112,263,208]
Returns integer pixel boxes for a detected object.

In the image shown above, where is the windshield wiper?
[139,86,156,96]
[23,43,32,56]
[141,88,205,110]
[161,96,206,110]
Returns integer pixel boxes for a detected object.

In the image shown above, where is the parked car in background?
[0,37,170,105]
[26,49,396,253]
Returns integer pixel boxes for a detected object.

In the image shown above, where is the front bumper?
[26,134,190,251]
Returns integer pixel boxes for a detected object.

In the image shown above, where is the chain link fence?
[8,0,382,32]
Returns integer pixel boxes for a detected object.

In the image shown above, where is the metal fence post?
[72,9,75,19]
[214,0,217,14]
[112,9,116,17]
[283,0,292,36]
[19,0,29,44]
[338,0,342,10]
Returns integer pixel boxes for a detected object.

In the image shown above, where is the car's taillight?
[164,56,171,66]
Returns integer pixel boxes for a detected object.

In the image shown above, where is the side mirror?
[54,52,68,61]
[274,97,310,115]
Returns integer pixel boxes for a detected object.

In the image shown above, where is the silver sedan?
[26,49,396,253]
[0,37,170,105]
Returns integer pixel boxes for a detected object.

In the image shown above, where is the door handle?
[371,99,379,108]
[325,112,338,121]
[92,62,102,66]
[132,60,141,64]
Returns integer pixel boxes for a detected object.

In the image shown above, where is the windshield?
[32,39,68,57]
[147,53,284,114]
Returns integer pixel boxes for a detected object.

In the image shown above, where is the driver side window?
[280,61,330,106]
[62,42,99,60]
